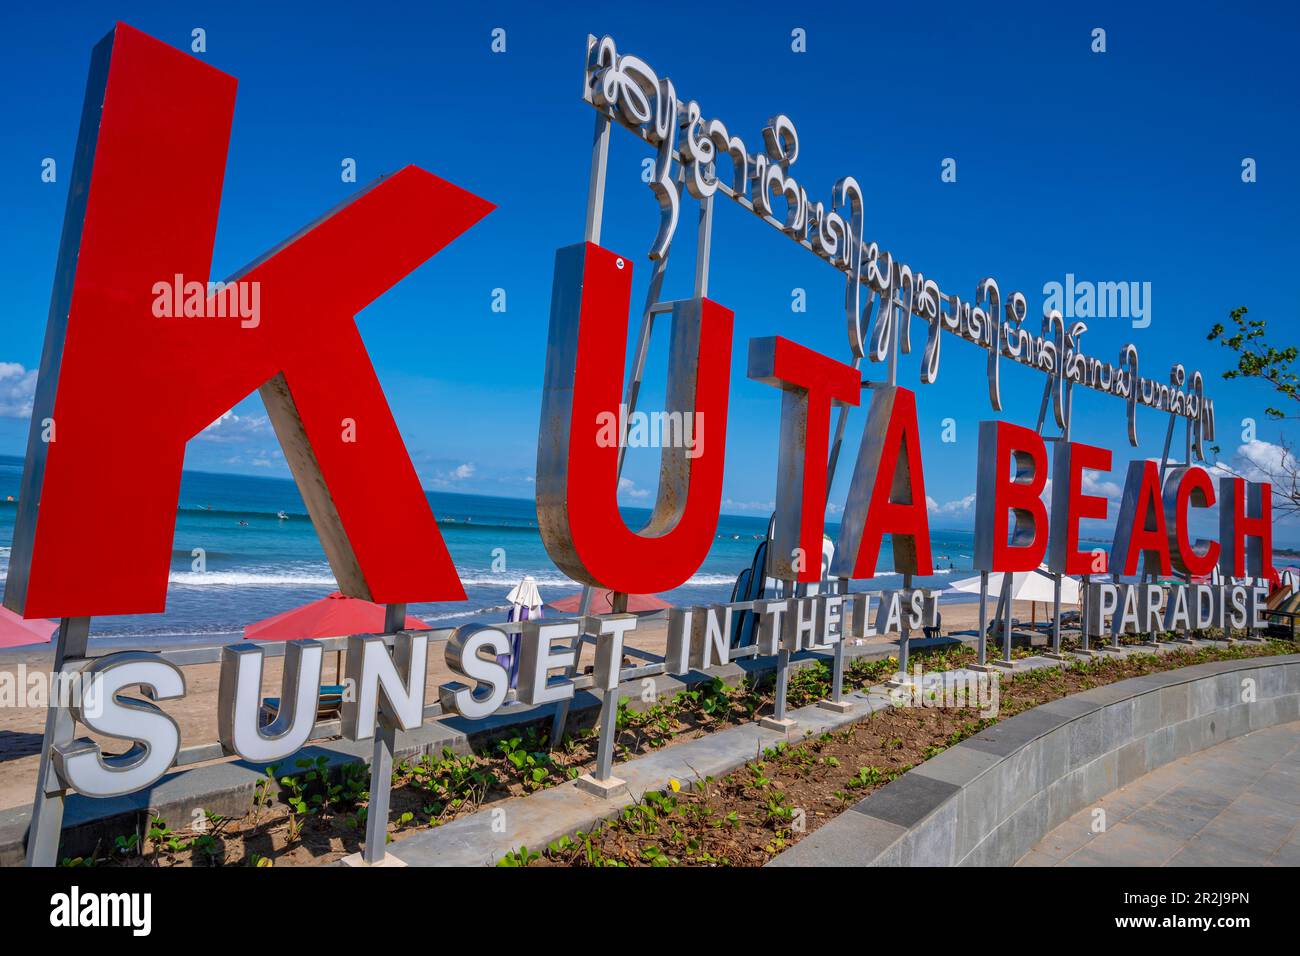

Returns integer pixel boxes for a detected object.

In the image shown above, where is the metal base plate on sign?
[576,773,628,798]
[340,851,408,867]
[988,659,1017,671]
[758,716,798,732]
[816,699,854,714]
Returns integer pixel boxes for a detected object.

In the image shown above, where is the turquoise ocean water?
[0,454,976,647]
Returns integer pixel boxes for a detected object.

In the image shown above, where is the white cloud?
[1081,471,1123,500]
[221,448,284,470]
[452,462,475,480]
[0,362,38,418]
[1212,439,1295,484]
[926,493,976,517]
[619,477,650,499]
[200,409,272,443]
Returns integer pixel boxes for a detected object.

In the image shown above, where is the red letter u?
[537,243,733,594]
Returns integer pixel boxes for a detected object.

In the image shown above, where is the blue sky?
[2,1,1298,544]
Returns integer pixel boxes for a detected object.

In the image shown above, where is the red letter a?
[831,386,933,579]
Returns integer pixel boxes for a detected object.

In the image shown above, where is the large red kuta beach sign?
[3,23,492,620]
[3,26,1285,869]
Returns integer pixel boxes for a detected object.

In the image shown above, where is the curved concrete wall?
[770,653,1300,867]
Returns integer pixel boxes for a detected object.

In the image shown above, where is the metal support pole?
[760,581,798,730]
[1080,575,1092,654]
[361,603,406,865]
[976,572,989,668]
[694,193,714,300]
[898,573,913,677]
[1050,575,1063,657]
[583,114,610,244]
[576,593,629,797]
[25,616,91,867]
[773,648,791,721]
[819,579,853,713]
[548,602,587,750]
[1001,574,1014,665]
[362,724,397,865]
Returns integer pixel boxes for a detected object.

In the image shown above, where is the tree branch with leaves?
[1207,306,1300,521]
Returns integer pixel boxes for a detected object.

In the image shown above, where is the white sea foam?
[167,570,340,587]
[164,569,744,590]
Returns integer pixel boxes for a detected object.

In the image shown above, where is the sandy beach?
[0,598,1060,811]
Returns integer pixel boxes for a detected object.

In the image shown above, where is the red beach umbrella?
[243,591,429,641]
[244,592,429,684]
[0,606,58,649]
[547,589,672,614]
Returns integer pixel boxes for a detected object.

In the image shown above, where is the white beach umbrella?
[948,568,1080,623]
[506,576,544,612]
[500,576,544,688]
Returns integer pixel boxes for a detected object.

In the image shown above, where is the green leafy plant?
[496,845,539,867]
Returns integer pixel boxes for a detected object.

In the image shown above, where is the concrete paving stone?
[1190,679,1219,719]
[1081,750,1120,806]
[1249,770,1300,808]
[765,812,906,867]
[958,822,1018,867]
[1001,790,1050,864]
[1247,698,1282,733]
[1283,663,1300,695]
[911,743,1002,790]
[1101,698,1135,749]
[1213,672,1241,710]
[1091,778,1169,824]
[962,707,1069,759]
[1270,835,1300,866]
[957,772,1006,860]
[1058,822,1183,867]
[1036,696,1100,722]
[1159,683,1191,726]
[1147,725,1178,770]
[1067,710,1104,770]
[1122,786,1232,841]
[1045,768,1087,833]
[852,771,959,829]
[1019,814,1098,864]
[1023,720,1300,867]
[1166,832,1272,867]
[1196,792,1298,853]
[1016,847,1061,866]
[900,795,958,866]
[1132,692,1163,739]
[1116,738,1150,787]
[1259,665,1287,699]
[1274,694,1300,725]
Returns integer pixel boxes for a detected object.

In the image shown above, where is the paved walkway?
[1019,721,1300,866]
